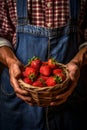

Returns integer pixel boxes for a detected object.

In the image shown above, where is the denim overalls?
[0,0,87,130]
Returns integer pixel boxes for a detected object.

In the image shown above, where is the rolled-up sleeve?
[0,37,13,48]
[79,42,87,50]
[79,42,87,49]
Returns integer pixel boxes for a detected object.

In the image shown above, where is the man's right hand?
[0,46,35,106]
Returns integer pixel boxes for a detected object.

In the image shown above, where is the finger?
[25,101,34,106]
[25,100,36,106]
[52,84,76,107]
[50,98,66,106]
[9,63,22,79]
[16,93,33,103]
[56,81,77,100]
[10,77,29,96]
[15,89,36,106]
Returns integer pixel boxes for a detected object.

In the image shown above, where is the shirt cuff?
[79,42,87,50]
[0,37,13,48]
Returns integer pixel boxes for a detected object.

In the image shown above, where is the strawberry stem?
[54,75,62,83]
[28,56,40,65]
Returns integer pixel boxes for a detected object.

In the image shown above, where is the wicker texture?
[18,64,70,107]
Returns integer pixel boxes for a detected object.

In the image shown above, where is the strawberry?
[53,67,66,81]
[46,75,63,86]
[28,56,42,70]
[53,69,66,82]
[32,79,45,87]
[23,77,33,85]
[54,72,66,81]
[53,68,63,75]
[46,76,57,86]
[25,67,38,81]
[39,64,51,76]
[48,58,57,69]
[38,75,48,82]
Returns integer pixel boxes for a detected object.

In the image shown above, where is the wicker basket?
[18,63,70,107]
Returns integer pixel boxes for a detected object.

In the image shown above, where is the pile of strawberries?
[22,56,66,87]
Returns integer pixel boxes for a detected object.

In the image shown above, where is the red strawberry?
[53,68,66,82]
[28,56,42,70]
[55,72,66,81]
[38,75,48,82]
[23,77,33,85]
[25,67,38,81]
[48,58,57,69]
[53,68,63,75]
[32,79,45,87]
[39,65,51,76]
[46,75,64,86]
[46,76,57,86]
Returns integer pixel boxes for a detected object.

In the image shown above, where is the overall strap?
[69,0,80,24]
[16,0,28,25]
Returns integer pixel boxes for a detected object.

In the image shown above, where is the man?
[0,0,87,130]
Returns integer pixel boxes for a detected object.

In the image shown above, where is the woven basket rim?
[18,63,70,91]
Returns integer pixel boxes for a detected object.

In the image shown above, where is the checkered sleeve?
[0,0,16,47]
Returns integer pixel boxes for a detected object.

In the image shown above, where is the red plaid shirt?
[0,0,87,46]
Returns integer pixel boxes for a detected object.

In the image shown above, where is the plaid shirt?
[0,0,87,46]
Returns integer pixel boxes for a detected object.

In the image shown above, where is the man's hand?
[0,46,35,106]
[9,60,36,106]
[49,46,87,106]
[50,61,80,106]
